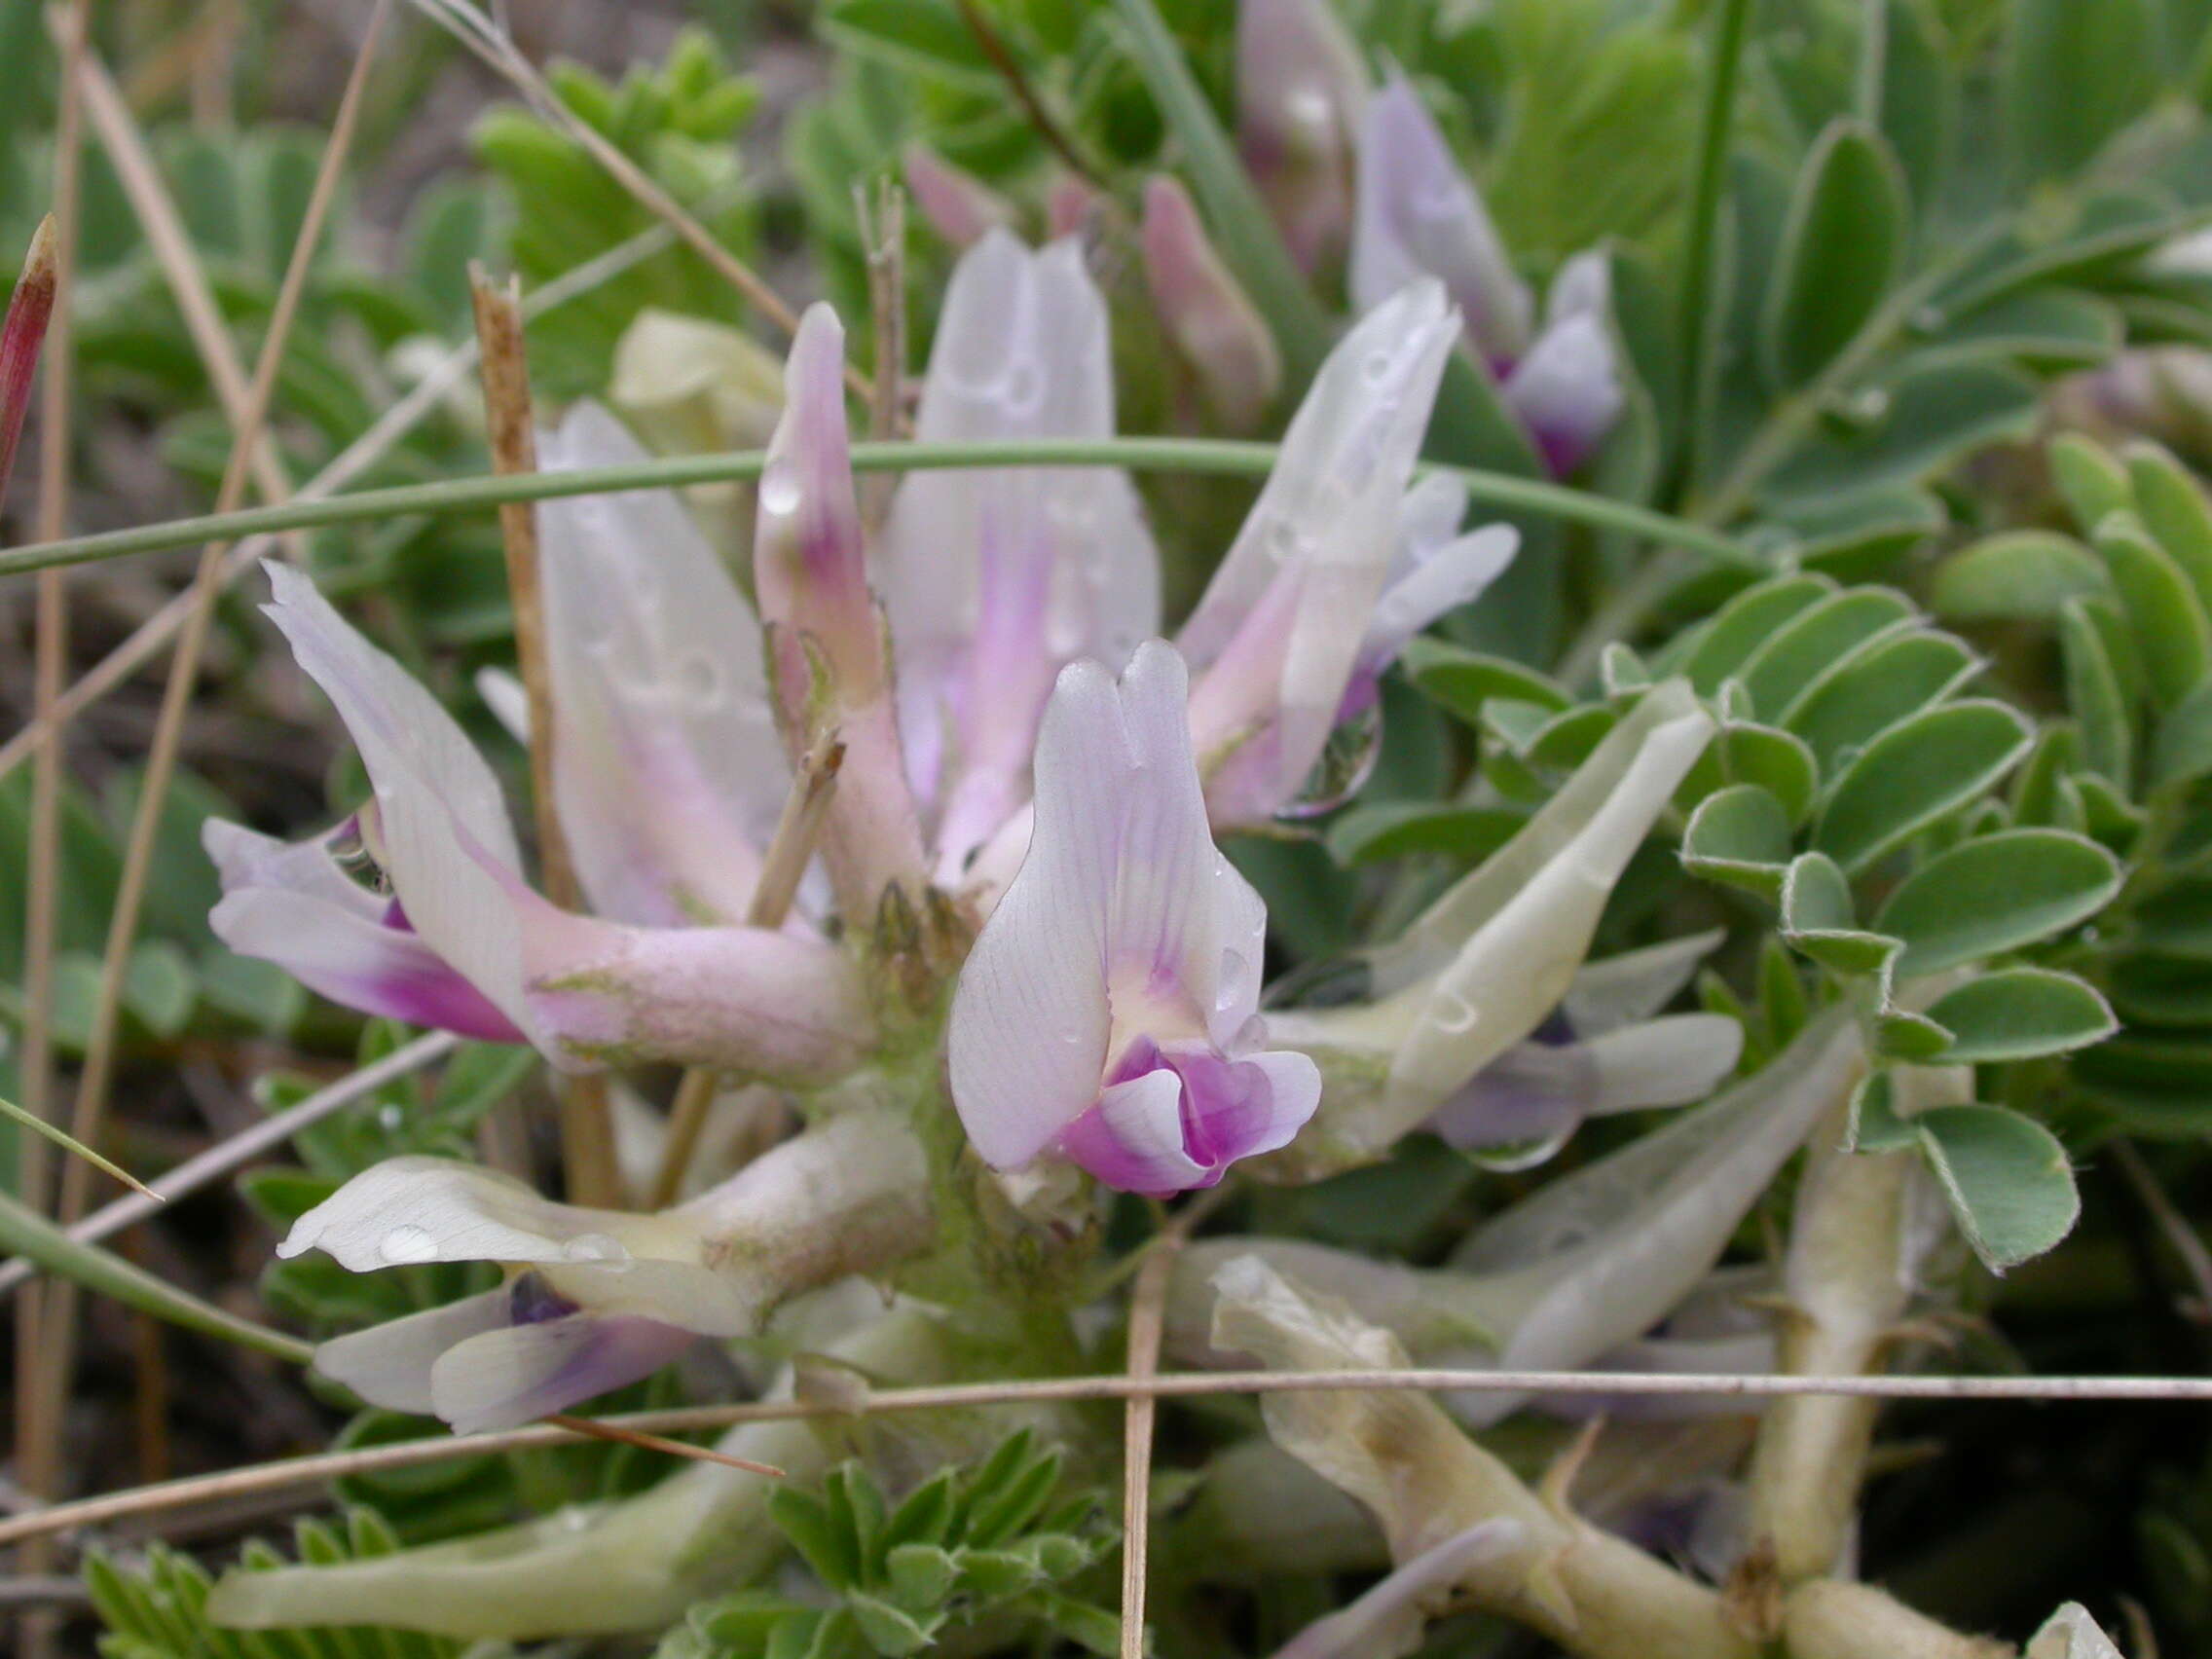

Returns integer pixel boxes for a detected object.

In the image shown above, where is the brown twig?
[23,7,395,1501]
[950,0,1105,188]
[466,264,621,1208]
[648,734,844,1208]
[12,1364,2212,1555]
[15,16,90,1655]
[0,217,686,788]
[0,1032,460,1304]
[540,1414,784,1478]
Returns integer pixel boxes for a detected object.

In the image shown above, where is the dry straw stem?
[5,1363,2208,1557]
[20,0,390,1529]
[16,9,92,1651]
[414,0,885,413]
[0,1031,461,1305]
[0,214,685,788]
[467,264,621,1208]
[649,736,845,1207]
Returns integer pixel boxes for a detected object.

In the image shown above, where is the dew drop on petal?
[562,1232,626,1263]
[1431,991,1479,1035]
[1275,702,1383,821]
[378,1224,440,1266]
[758,460,802,516]
[1464,1124,1576,1174]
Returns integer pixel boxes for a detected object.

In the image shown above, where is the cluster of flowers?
[206,205,1707,1437]
[907,0,1624,472]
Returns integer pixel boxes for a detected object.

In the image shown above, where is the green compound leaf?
[2058,596,2140,788]
[1874,828,2125,977]
[1922,969,2119,1062]
[1673,574,1834,692]
[1930,531,2110,622]
[2005,0,2159,184]
[1762,360,2041,507]
[2094,510,2212,706]
[1784,629,1982,773]
[1812,700,2033,872]
[1401,638,1572,724]
[1780,851,1900,974]
[2123,439,2212,612]
[1915,1103,2081,1271]
[2150,676,2212,790]
[1734,586,1917,720]
[1715,720,1821,824]
[1682,783,1793,899]
[1762,121,1909,387]
[1327,802,1528,867]
[2049,433,2133,527]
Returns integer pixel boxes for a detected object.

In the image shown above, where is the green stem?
[0,1190,313,1364]
[1670,0,1755,503]
[0,436,1753,578]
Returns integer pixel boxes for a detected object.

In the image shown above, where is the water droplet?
[1431,992,1479,1035]
[1465,1124,1575,1174]
[1275,702,1383,821]
[562,1233,625,1263]
[1818,385,1891,432]
[1265,519,1303,564]
[757,460,802,516]
[376,1102,405,1132]
[378,1224,440,1266]
[1910,305,1947,335]
[1361,348,1397,386]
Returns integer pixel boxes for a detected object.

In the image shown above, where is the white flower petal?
[313,1289,508,1415]
[429,1313,698,1433]
[1350,77,1532,363]
[1271,1519,1523,1659]
[880,231,1160,867]
[203,819,523,1043]
[1181,280,1459,820]
[1560,929,1726,1035]
[537,401,788,926]
[2027,1604,2125,1659]
[947,659,1130,1166]
[1582,1014,1746,1113]
[1442,1012,1861,1423]
[950,642,1275,1168]
[1504,310,1624,476]
[278,1156,700,1272]
[261,562,536,1037]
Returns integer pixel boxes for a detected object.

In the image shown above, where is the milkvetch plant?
[24,2,2212,1656]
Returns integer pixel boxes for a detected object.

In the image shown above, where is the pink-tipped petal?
[0,216,57,500]
[950,643,1315,1190]
[756,304,927,915]
[902,142,1017,249]
[1235,0,1368,276]
[536,402,788,927]
[1141,175,1282,431]
[260,562,537,1036]
[1351,77,1532,365]
[879,232,1159,877]
[1504,309,1623,477]
[204,820,525,1044]
[1181,280,1457,826]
